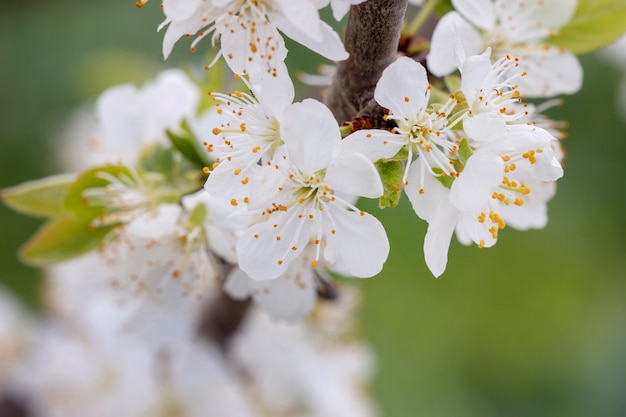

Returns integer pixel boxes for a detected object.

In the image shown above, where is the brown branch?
[325,0,409,123]
[198,285,251,351]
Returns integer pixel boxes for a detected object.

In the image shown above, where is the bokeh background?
[1,1,625,416]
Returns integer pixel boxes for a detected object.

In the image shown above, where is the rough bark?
[325,0,409,122]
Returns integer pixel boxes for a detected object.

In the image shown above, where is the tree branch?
[325,0,409,122]
[198,286,251,351]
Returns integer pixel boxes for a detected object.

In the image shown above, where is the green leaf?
[2,173,75,218]
[434,0,454,16]
[19,217,114,266]
[167,120,209,168]
[376,160,405,208]
[548,0,626,54]
[64,165,135,220]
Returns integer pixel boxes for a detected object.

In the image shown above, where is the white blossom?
[410,124,563,276]
[341,57,461,195]
[59,70,200,171]
[235,99,389,281]
[159,0,349,77]
[204,73,295,207]
[427,0,582,97]
[231,307,378,417]
[101,203,221,301]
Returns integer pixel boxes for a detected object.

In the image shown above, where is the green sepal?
[385,147,409,163]
[432,168,455,189]
[458,138,472,166]
[64,165,135,220]
[19,217,115,267]
[1,173,75,218]
[339,124,353,137]
[548,0,626,54]
[167,119,210,168]
[376,159,405,209]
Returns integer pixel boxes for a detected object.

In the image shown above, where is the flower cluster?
[2,0,592,323]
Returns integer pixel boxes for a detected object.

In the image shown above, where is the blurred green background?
[1,2,625,416]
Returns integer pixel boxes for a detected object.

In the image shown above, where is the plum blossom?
[224,249,319,322]
[341,56,461,193]
[158,0,349,77]
[427,0,582,97]
[102,203,221,301]
[225,242,351,321]
[231,308,378,417]
[409,124,563,277]
[234,99,389,281]
[204,72,295,207]
[59,70,200,171]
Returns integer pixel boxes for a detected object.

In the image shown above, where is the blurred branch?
[198,284,251,351]
[325,0,409,122]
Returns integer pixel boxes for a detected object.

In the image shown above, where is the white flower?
[224,249,318,322]
[427,0,582,97]
[159,0,349,77]
[204,73,295,207]
[61,70,200,171]
[341,57,461,193]
[231,308,378,417]
[102,203,221,301]
[409,124,563,276]
[235,99,389,281]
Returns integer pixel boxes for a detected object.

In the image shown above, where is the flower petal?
[450,149,504,212]
[423,200,458,277]
[340,129,405,162]
[236,209,311,281]
[452,0,496,30]
[428,12,483,76]
[223,268,254,300]
[323,206,389,278]
[513,46,583,97]
[375,57,430,119]
[325,152,383,199]
[404,158,449,221]
[272,14,349,61]
[281,99,340,175]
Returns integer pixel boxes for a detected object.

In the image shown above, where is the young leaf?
[19,217,114,266]
[167,119,209,168]
[548,0,626,54]
[64,165,135,220]
[1,174,75,218]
